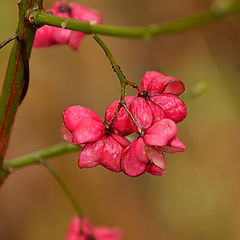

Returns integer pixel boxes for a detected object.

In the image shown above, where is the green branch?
[4,143,79,171]
[0,0,43,178]
[30,1,240,38]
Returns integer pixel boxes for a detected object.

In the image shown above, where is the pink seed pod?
[121,119,185,177]
[33,0,102,50]
[62,105,130,172]
[105,96,135,136]
[64,216,123,240]
[128,71,187,130]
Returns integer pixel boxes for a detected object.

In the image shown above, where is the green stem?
[0,0,43,172]
[4,143,79,171]
[93,34,126,87]
[122,103,143,135]
[93,33,131,105]
[93,34,144,135]
[40,158,83,217]
[93,34,128,125]
[31,1,240,38]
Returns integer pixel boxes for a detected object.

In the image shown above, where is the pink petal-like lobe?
[68,32,85,50]
[94,227,123,240]
[160,137,186,153]
[64,216,122,240]
[141,71,166,94]
[61,124,74,144]
[78,138,105,168]
[141,71,185,95]
[64,216,79,240]
[105,96,135,135]
[72,119,105,145]
[33,25,57,48]
[79,134,129,172]
[121,138,148,177]
[34,2,71,48]
[162,77,185,96]
[130,97,153,131]
[151,94,187,123]
[64,217,93,240]
[34,1,102,50]
[69,2,102,23]
[147,164,165,176]
[146,146,166,169]
[147,100,166,123]
[100,134,129,172]
[111,133,130,147]
[146,146,166,175]
[144,119,177,147]
[63,105,102,132]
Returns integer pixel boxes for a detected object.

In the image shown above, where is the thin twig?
[105,102,123,127]
[122,104,143,135]
[0,36,17,49]
[40,158,83,217]
[0,0,43,172]
[93,34,126,86]
[93,34,144,134]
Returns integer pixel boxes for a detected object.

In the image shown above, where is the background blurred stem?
[0,0,43,181]
[40,158,83,217]
[182,81,208,102]
[31,0,240,38]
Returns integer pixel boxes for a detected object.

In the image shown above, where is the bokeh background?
[1,0,240,239]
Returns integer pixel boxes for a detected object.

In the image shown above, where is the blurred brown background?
[1,0,240,239]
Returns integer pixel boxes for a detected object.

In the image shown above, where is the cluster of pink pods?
[33,2,187,238]
[64,216,122,240]
[33,0,102,50]
[62,71,187,177]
